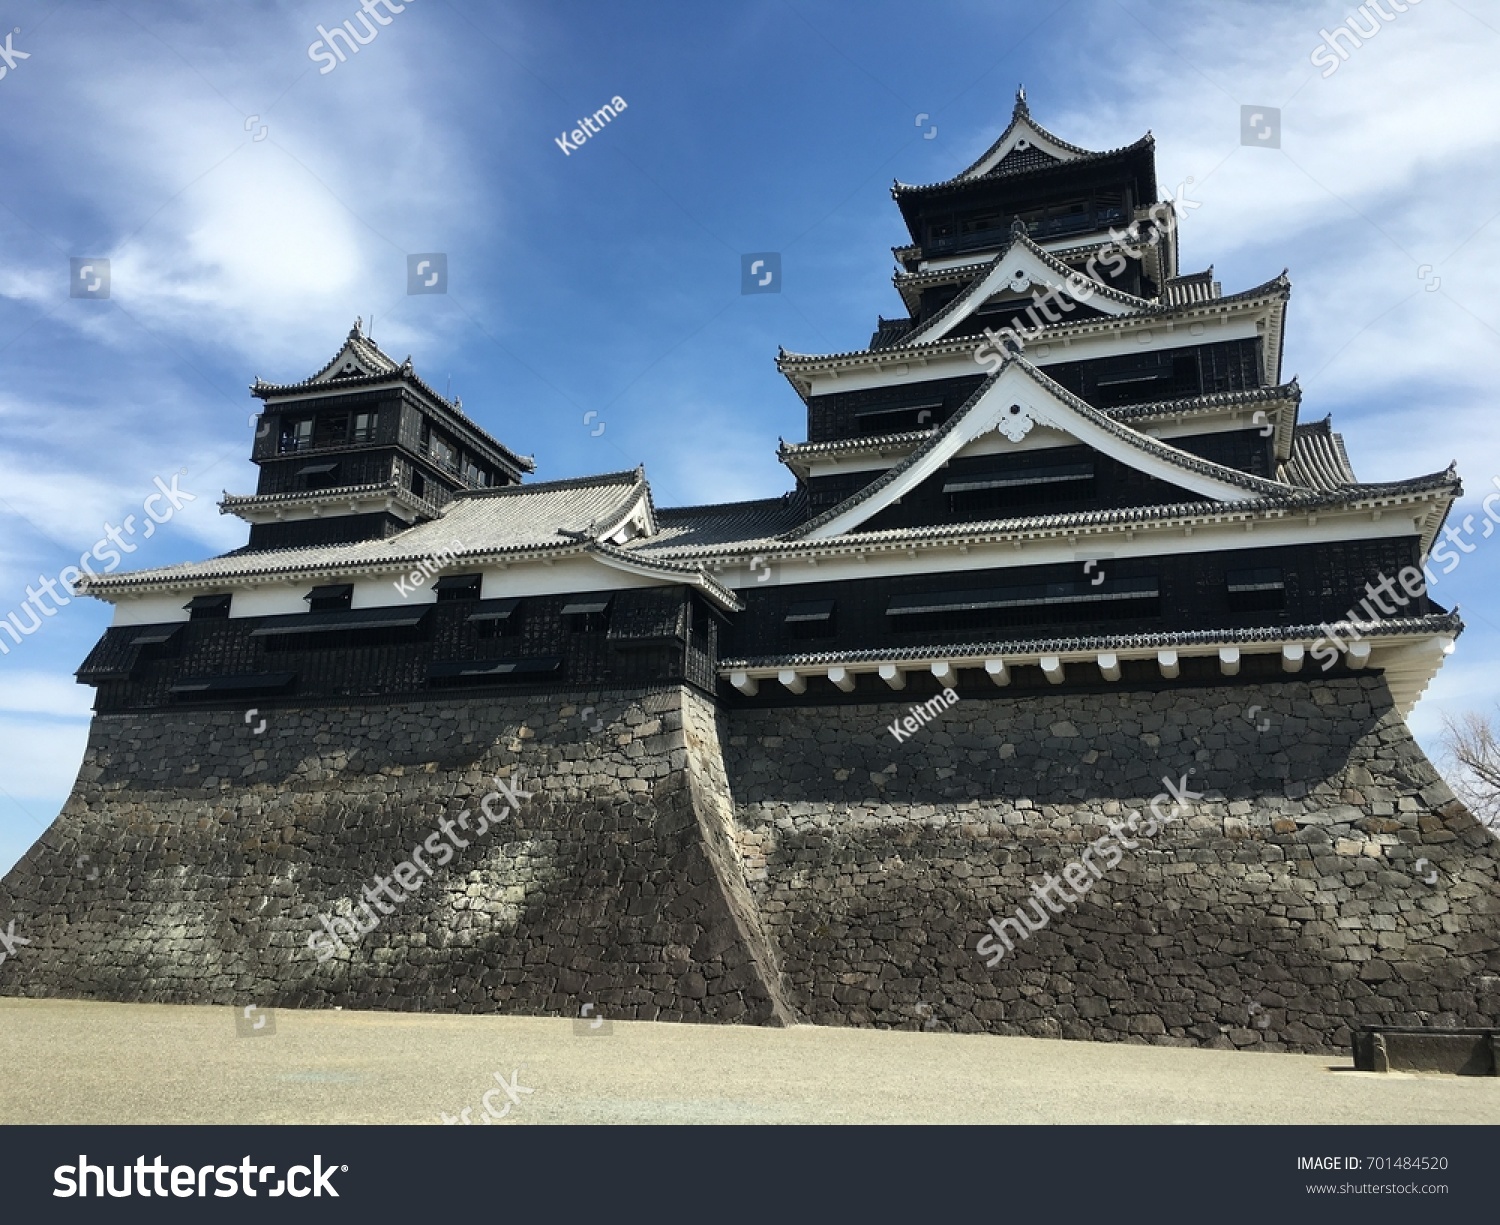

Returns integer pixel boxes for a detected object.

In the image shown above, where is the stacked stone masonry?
[1,674,1496,1052]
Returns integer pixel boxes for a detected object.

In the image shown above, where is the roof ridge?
[450,467,643,499]
[895,133,1154,197]
[655,494,795,516]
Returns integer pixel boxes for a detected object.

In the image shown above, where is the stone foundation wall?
[717,674,1500,1051]
[3,674,1497,1052]
[0,688,786,1024]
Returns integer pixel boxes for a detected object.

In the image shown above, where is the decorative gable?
[788,357,1288,541]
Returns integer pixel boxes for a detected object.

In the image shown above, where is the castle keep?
[3,93,1496,1051]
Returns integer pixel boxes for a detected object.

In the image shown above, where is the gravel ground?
[2,998,1496,1125]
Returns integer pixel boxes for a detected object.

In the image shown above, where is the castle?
[2,92,1495,1050]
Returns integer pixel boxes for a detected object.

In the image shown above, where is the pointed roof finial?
[350,315,364,340]
[1015,84,1028,114]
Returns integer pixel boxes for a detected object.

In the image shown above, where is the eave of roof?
[777,272,1292,401]
[718,612,1463,672]
[627,471,1459,571]
[81,469,653,596]
[218,480,441,521]
[777,383,1304,478]
[894,133,1156,201]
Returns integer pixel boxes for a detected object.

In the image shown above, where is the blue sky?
[2,0,1498,874]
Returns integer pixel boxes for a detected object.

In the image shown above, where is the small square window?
[184,594,232,621]
[433,574,482,602]
[468,599,522,638]
[785,600,835,641]
[562,598,611,633]
[298,461,340,490]
[280,419,314,453]
[305,584,353,613]
[352,412,376,442]
[1226,567,1285,613]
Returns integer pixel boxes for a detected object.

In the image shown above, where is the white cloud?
[0,715,89,800]
[0,671,94,719]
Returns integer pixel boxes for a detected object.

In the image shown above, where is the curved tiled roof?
[778,271,1292,374]
[647,496,808,550]
[1106,382,1300,424]
[583,538,743,611]
[1280,418,1358,490]
[896,135,1155,198]
[627,472,1458,569]
[82,469,649,592]
[778,428,935,464]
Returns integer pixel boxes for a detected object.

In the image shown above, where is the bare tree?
[1439,709,1500,830]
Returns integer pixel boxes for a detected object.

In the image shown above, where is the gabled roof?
[776,269,1292,398]
[778,383,1304,480]
[892,88,1153,196]
[249,319,536,476]
[893,135,1158,200]
[252,318,404,396]
[959,87,1098,177]
[894,92,1154,200]
[783,357,1291,541]
[895,226,1153,347]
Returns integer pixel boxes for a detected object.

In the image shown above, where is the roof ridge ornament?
[1015,84,1028,115]
[350,316,364,340]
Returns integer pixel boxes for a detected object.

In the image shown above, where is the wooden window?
[184,594,231,621]
[433,574,482,602]
[785,600,835,641]
[304,584,353,613]
[1226,568,1285,613]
